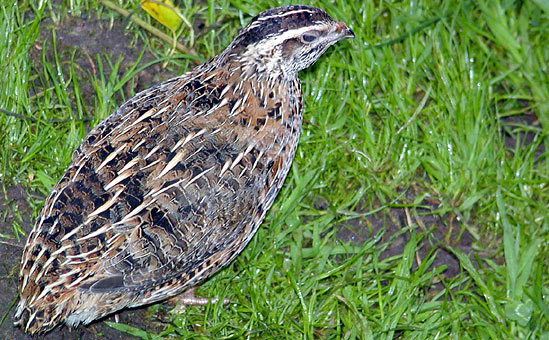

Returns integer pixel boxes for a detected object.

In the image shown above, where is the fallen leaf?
[141,0,182,31]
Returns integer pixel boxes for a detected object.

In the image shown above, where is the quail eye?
[301,32,318,43]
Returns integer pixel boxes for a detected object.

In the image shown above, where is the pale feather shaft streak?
[46,188,66,217]
[230,152,245,170]
[96,144,127,172]
[33,279,65,303]
[156,149,187,179]
[33,254,60,283]
[104,170,132,190]
[206,97,229,115]
[218,159,232,178]
[125,106,168,132]
[144,145,162,160]
[71,161,87,182]
[170,128,207,153]
[77,222,114,242]
[151,166,214,200]
[66,274,89,288]
[251,149,264,171]
[183,167,213,189]
[88,189,124,218]
[116,200,149,226]
[247,9,317,30]
[26,247,47,282]
[117,158,140,174]
[230,98,243,116]
[66,247,100,260]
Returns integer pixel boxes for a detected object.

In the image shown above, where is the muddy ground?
[1,8,542,340]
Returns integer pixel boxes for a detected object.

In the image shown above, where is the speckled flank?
[15,5,352,335]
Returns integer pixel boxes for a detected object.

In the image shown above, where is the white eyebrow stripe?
[246,24,326,51]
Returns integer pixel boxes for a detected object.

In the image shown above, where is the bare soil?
[334,189,478,283]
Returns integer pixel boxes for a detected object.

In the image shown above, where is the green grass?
[1,0,548,339]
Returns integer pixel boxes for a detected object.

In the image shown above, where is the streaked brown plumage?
[15,5,353,334]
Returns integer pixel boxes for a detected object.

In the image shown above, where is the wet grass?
[1,0,548,339]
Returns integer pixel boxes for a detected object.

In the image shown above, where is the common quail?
[15,5,353,334]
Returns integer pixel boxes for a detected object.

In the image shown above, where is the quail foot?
[15,5,353,334]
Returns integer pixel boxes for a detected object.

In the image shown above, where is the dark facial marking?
[233,5,334,49]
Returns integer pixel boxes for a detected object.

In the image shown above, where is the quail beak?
[334,21,354,40]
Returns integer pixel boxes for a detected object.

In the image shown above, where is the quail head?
[15,5,353,334]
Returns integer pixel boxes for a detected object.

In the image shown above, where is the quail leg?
[168,287,230,310]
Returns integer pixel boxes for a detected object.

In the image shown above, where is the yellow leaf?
[141,0,182,31]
